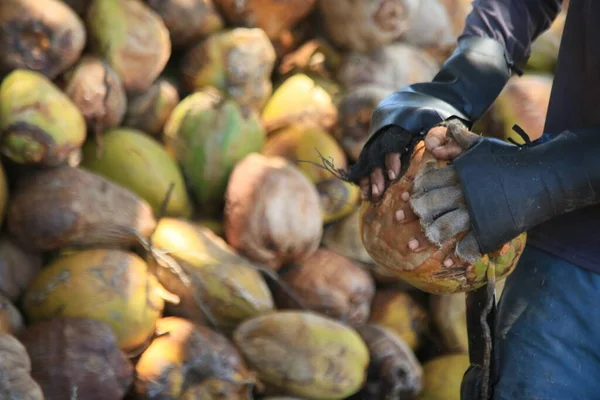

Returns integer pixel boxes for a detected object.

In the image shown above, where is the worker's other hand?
[409,123,483,263]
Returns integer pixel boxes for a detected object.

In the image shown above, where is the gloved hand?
[345,35,516,202]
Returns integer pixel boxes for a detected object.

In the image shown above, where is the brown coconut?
[0,0,86,79]
[223,153,323,271]
[318,0,419,52]
[275,247,375,324]
[0,333,44,400]
[359,140,527,294]
[0,235,42,301]
[19,318,134,400]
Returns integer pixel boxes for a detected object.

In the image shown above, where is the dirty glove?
[346,35,517,200]
[411,123,600,262]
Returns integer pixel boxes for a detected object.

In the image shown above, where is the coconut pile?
[0,0,565,399]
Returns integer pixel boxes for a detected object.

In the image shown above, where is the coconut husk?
[233,311,370,399]
[0,235,42,302]
[0,333,44,400]
[19,317,134,400]
[223,153,323,271]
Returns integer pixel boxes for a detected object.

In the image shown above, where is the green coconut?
[418,354,470,400]
[163,88,266,212]
[181,27,276,111]
[0,69,86,166]
[80,128,193,218]
[86,0,171,93]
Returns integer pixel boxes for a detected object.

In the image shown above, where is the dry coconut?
[223,153,323,271]
[214,0,316,40]
[135,317,257,399]
[181,28,276,111]
[350,324,422,400]
[359,140,527,294]
[318,0,419,52]
[20,317,134,400]
[86,0,171,93]
[0,333,44,400]
[146,0,224,48]
[233,311,370,399]
[275,248,375,325]
[22,249,169,352]
[122,78,180,137]
[0,235,42,301]
[0,0,86,79]
[337,42,439,90]
[7,166,156,252]
[62,54,128,134]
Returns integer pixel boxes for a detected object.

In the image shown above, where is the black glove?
[346,35,518,186]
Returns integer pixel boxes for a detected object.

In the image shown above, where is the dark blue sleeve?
[461,0,563,68]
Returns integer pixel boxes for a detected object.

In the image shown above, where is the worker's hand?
[408,123,483,263]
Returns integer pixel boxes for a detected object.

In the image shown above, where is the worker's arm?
[346,0,564,201]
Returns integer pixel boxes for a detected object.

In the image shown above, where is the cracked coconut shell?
[62,54,127,134]
[318,0,419,52]
[0,333,44,400]
[146,0,223,48]
[223,153,323,271]
[181,28,276,111]
[359,140,527,294]
[214,0,316,40]
[350,324,422,400]
[22,249,168,352]
[233,311,370,399]
[20,317,134,400]
[0,0,86,79]
[275,248,375,325]
[6,166,156,252]
[86,0,171,93]
[123,77,180,137]
[163,87,266,213]
[135,317,257,399]
[0,69,87,166]
[80,127,193,218]
[150,218,274,333]
[0,235,42,302]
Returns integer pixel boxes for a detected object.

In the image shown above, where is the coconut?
[86,0,171,93]
[146,0,224,48]
[223,153,323,271]
[20,317,134,400]
[7,166,156,252]
[0,236,42,302]
[316,178,361,224]
[0,295,23,335]
[62,54,127,135]
[337,42,439,90]
[150,218,274,332]
[526,11,566,73]
[275,248,375,325]
[0,0,86,79]
[22,249,168,352]
[400,0,473,51]
[482,74,553,144]
[233,311,370,399]
[359,140,528,294]
[418,354,470,400]
[334,85,392,161]
[0,69,87,166]
[80,128,193,218]
[214,0,316,40]
[163,88,266,213]
[0,333,44,400]
[368,290,428,351]
[278,38,343,80]
[318,0,419,52]
[350,324,422,400]
[181,28,276,111]
[261,74,338,133]
[262,125,347,184]
[122,78,180,137]
[135,317,257,399]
